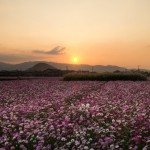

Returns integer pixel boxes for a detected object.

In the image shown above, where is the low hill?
[27,63,57,72]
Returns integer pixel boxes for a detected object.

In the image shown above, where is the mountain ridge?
[0,61,130,73]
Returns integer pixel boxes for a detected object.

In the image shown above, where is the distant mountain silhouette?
[27,63,57,71]
[0,62,13,70]
[0,61,129,73]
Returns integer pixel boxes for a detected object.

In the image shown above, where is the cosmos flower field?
[0,78,149,150]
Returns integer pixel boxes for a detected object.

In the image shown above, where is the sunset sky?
[0,0,150,69]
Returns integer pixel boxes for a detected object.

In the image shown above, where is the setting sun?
[73,57,78,63]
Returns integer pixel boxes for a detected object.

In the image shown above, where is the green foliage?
[63,72,147,81]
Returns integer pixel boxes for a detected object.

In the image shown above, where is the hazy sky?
[0,0,150,69]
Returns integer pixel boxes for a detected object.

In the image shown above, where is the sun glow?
[73,57,78,63]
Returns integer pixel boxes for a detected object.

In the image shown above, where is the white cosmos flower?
[61,137,67,141]
[84,146,89,150]
[86,103,90,109]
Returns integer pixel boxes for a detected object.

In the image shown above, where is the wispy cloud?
[33,46,66,55]
[0,53,42,63]
[0,53,47,63]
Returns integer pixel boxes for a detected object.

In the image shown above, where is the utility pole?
[66,66,68,71]
[80,64,82,73]
[138,65,140,72]
[92,66,94,73]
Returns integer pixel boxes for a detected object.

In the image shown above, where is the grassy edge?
[63,73,147,81]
